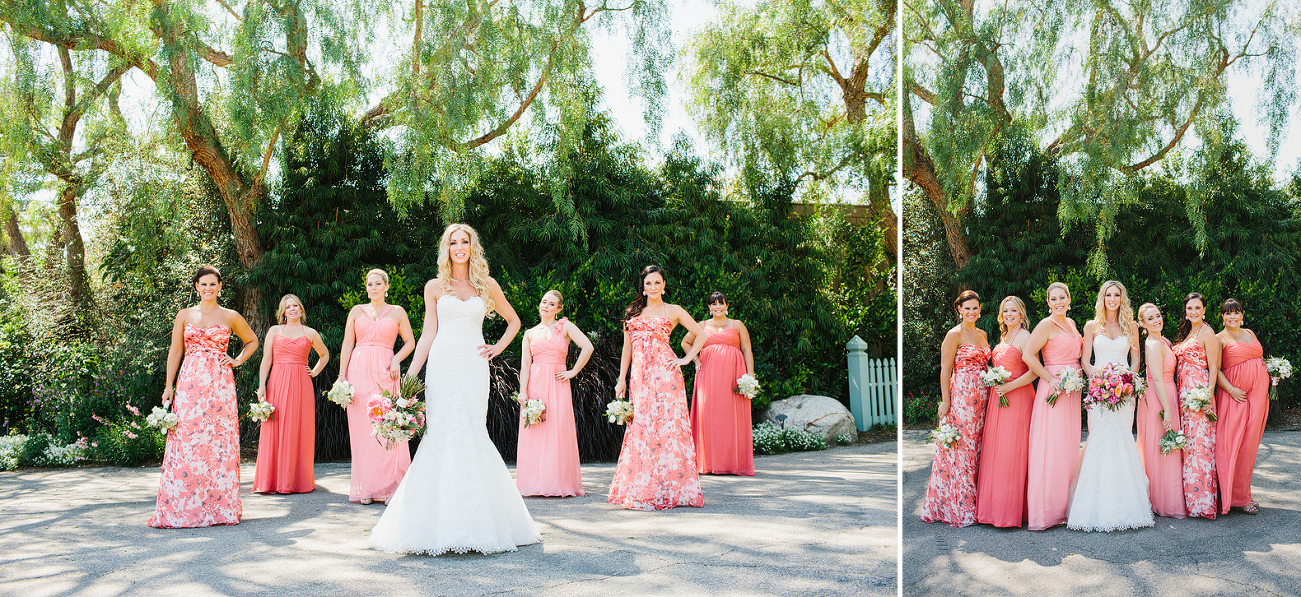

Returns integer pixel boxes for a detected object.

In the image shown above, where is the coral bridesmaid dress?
[149,324,241,528]
[1173,340,1217,519]
[1216,337,1268,514]
[975,343,1034,527]
[1025,319,1082,531]
[515,318,584,497]
[920,343,991,527]
[1136,337,1186,518]
[689,327,754,476]
[253,334,316,494]
[346,306,410,502]
[608,316,704,511]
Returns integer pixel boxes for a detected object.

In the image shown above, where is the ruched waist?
[355,341,393,349]
[274,358,309,366]
[531,356,566,366]
[1044,360,1080,367]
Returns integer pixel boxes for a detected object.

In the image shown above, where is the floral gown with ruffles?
[149,324,241,528]
[1173,340,1217,519]
[920,343,990,527]
[608,316,704,511]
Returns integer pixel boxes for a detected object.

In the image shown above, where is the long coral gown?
[920,343,991,527]
[1025,318,1082,531]
[1216,337,1268,514]
[1173,339,1217,519]
[975,343,1034,527]
[608,316,704,511]
[689,327,754,476]
[149,324,241,528]
[515,318,584,497]
[1136,337,1186,518]
[253,334,316,494]
[346,306,410,502]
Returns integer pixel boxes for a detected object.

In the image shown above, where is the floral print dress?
[149,324,241,528]
[920,343,991,527]
[1173,340,1217,519]
[607,316,704,510]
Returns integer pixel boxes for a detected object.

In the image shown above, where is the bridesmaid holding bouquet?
[150,265,258,528]
[253,294,329,494]
[1022,282,1083,531]
[920,290,990,528]
[338,269,416,504]
[1173,292,1219,519]
[515,290,595,497]
[1214,298,1268,515]
[974,296,1037,528]
[1136,303,1186,519]
[683,292,756,476]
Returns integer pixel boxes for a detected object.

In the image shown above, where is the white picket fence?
[846,336,897,430]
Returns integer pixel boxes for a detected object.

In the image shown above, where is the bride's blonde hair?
[1091,280,1138,339]
[432,223,495,315]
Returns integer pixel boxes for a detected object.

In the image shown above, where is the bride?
[368,223,540,554]
[1067,280,1155,532]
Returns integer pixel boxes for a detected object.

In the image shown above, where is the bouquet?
[521,399,547,428]
[735,374,761,400]
[605,399,634,425]
[1046,368,1084,407]
[980,365,1013,407]
[368,375,428,449]
[1131,372,1147,396]
[1084,363,1140,411]
[1266,356,1293,401]
[928,422,961,448]
[326,379,355,407]
[1180,383,1216,422]
[248,400,275,422]
[145,406,178,433]
[1158,428,1188,455]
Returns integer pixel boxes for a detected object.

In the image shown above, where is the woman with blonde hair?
[369,223,539,555]
[1136,302,1186,518]
[253,294,330,494]
[974,296,1038,527]
[338,268,417,504]
[1022,282,1082,530]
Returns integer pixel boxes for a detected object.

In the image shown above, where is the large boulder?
[762,395,857,443]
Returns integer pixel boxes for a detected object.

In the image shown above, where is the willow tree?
[904,0,1296,271]
[685,0,896,258]
[0,0,667,324]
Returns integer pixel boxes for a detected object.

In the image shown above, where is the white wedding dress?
[1066,334,1155,532]
[368,295,541,554]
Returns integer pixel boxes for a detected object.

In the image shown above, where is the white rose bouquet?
[145,406,179,433]
[734,374,760,400]
[326,379,355,407]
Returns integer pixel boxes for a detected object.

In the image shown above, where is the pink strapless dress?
[1025,319,1082,531]
[975,343,1034,527]
[1216,338,1268,513]
[253,334,316,494]
[920,343,991,527]
[1137,337,1186,518]
[347,308,410,502]
[689,327,754,476]
[1173,340,1217,519]
[515,319,584,497]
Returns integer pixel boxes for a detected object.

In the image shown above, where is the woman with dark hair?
[1173,292,1219,519]
[608,265,709,510]
[253,294,330,494]
[920,290,990,527]
[1214,298,1268,515]
[682,291,756,476]
[149,265,258,528]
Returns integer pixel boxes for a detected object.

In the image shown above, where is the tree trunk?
[902,99,972,269]
[55,181,91,308]
[868,174,898,261]
[3,209,29,259]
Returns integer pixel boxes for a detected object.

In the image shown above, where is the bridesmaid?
[516,290,595,497]
[974,296,1037,527]
[150,265,258,528]
[608,265,709,511]
[1173,292,1219,519]
[1214,298,1268,515]
[253,294,329,494]
[1135,303,1186,518]
[338,268,416,504]
[1022,282,1083,531]
[920,290,990,527]
[683,291,756,476]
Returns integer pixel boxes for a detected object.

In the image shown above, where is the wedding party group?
[144,223,760,556]
[920,281,1289,532]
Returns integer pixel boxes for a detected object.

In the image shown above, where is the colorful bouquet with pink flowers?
[1084,363,1140,411]
[367,375,427,449]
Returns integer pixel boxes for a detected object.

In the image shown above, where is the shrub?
[87,405,166,467]
[835,432,855,446]
[751,422,828,454]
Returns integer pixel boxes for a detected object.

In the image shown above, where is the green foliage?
[87,406,166,467]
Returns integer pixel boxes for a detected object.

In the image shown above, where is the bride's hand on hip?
[478,343,504,360]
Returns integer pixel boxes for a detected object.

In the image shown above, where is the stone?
[762,395,858,443]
